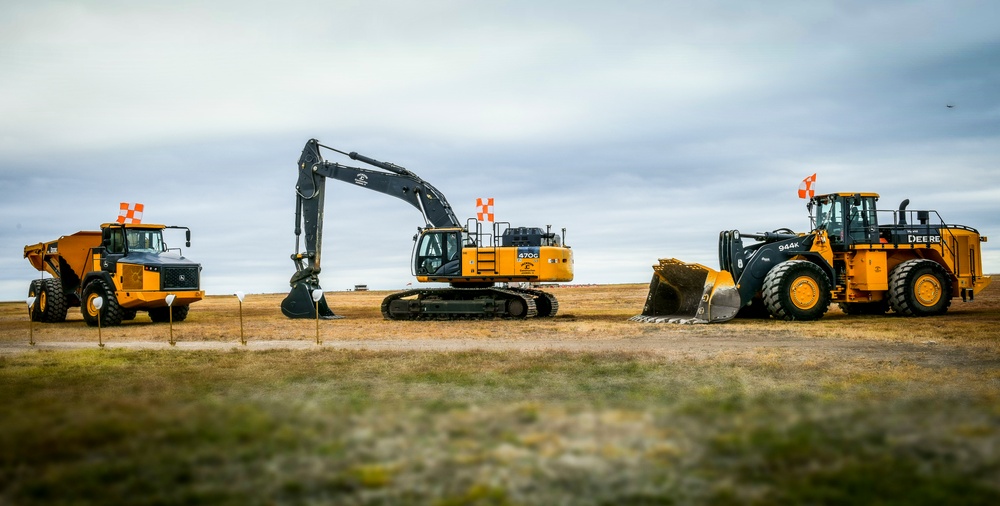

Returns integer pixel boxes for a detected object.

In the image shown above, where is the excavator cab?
[413,228,463,277]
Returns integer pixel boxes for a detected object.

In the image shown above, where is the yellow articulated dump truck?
[633,192,990,323]
[24,223,203,326]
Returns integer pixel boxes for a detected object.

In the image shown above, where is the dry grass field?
[1,282,999,504]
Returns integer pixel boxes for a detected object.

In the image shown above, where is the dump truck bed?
[24,231,102,281]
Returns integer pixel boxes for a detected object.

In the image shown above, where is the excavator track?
[512,287,559,317]
[381,287,558,320]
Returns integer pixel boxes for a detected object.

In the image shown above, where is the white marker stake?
[235,292,246,345]
[165,294,176,346]
[93,296,105,348]
[311,289,324,345]
[26,296,36,346]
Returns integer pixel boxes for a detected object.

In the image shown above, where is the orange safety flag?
[476,198,494,222]
[797,173,817,199]
[116,202,144,224]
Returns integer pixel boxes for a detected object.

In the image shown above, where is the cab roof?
[100,223,167,230]
[813,192,880,200]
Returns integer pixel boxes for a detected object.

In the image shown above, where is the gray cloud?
[2,0,998,301]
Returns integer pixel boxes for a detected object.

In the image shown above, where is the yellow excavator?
[633,192,990,323]
[281,139,574,320]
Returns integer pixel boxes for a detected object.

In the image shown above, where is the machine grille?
[162,266,199,290]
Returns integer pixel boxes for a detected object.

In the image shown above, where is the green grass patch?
[1,349,998,505]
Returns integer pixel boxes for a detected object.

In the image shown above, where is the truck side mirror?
[185,229,191,248]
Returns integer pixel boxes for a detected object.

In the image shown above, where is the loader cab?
[811,193,880,249]
[413,228,464,277]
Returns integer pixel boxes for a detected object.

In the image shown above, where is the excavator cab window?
[414,230,462,276]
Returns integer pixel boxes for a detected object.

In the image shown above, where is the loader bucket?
[630,259,742,324]
[281,281,343,319]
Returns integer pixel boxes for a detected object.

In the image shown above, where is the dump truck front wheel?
[762,260,831,321]
[82,278,124,327]
[888,259,952,317]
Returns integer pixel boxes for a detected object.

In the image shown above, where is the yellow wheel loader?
[24,223,203,326]
[632,193,990,323]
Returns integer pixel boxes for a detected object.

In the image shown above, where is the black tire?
[149,305,189,323]
[28,278,69,323]
[81,278,124,327]
[762,260,831,321]
[40,278,69,322]
[838,301,889,316]
[27,280,43,322]
[122,309,138,321]
[735,296,771,319]
[172,305,190,322]
[888,259,952,317]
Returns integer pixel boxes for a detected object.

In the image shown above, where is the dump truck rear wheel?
[762,260,831,321]
[39,278,69,322]
[888,259,951,317]
[27,278,69,323]
[82,279,124,327]
[27,280,43,322]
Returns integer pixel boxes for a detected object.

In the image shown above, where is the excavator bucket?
[281,281,342,319]
[630,259,742,324]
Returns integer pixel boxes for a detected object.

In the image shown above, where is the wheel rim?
[914,273,942,307]
[789,275,820,310]
[39,291,47,312]
[85,293,101,318]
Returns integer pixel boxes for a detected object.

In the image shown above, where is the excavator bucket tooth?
[281,282,343,319]
[630,259,741,324]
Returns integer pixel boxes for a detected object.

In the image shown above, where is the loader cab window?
[414,230,461,276]
[846,196,879,244]
[815,197,845,245]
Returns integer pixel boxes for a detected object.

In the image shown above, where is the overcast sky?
[2,0,998,303]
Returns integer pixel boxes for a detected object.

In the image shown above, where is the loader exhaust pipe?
[630,259,742,324]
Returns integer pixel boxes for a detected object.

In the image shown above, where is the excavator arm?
[282,139,462,318]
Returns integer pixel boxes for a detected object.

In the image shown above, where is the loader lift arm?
[283,139,462,318]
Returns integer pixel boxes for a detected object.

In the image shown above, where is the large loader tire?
[28,278,69,323]
[81,278,124,327]
[888,259,952,317]
[762,260,831,321]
